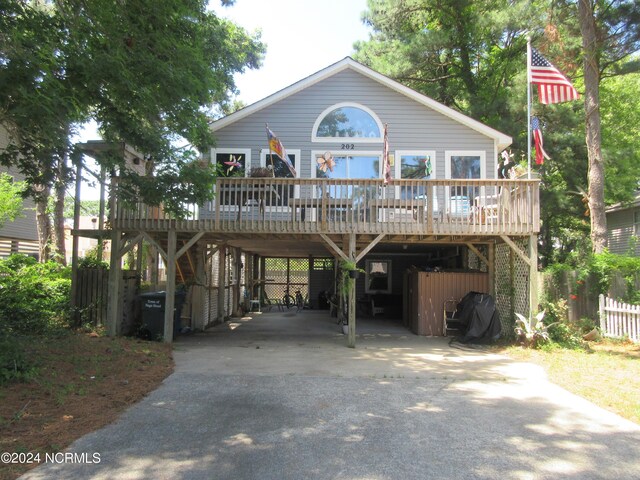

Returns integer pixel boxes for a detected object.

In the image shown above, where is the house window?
[312,152,380,180]
[312,103,383,142]
[312,151,380,200]
[259,149,300,178]
[634,210,640,236]
[445,151,486,209]
[396,151,436,200]
[365,259,392,294]
[211,148,250,177]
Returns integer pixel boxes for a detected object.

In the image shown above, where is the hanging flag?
[530,48,580,104]
[266,125,296,177]
[532,117,550,165]
[382,123,392,184]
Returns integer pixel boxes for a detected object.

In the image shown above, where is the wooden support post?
[488,242,495,297]
[529,234,539,319]
[232,247,242,316]
[97,167,106,261]
[217,244,227,323]
[347,233,356,348]
[163,229,177,343]
[70,161,82,320]
[106,230,122,337]
[191,241,206,331]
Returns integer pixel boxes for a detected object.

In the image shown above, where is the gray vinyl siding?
[607,207,640,256]
[210,69,498,180]
[0,125,38,242]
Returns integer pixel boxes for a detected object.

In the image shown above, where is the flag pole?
[526,37,532,179]
[265,123,276,177]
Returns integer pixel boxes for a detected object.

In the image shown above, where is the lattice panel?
[263,257,309,304]
[512,237,531,320]
[467,245,488,272]
[494,243,513,336]
[494,238,532,338]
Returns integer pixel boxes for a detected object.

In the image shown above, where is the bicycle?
[282,288,306,310]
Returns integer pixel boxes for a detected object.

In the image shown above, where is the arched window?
[312,103,383,142]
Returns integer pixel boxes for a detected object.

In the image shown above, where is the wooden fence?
[75,268,139,333]
[599,295,640,343]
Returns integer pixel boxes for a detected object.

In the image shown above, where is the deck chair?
[443,298,464,336]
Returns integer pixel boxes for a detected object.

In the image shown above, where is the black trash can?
[138,291,186,341]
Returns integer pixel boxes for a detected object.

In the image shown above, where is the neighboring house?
[0,124,39,259]
[80,57,540,345]
[64,216,108,265]
[606,192,640,256]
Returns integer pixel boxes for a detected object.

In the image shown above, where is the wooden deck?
[112,178,540,237]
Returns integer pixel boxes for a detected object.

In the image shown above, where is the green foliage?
[587,251,640,303]
[0,0,265,216]
[0,172,26,229]
[0,336,37,385]
[338,260,364,299]
[78,246,109,269]
[355,1,640,266]
[62,196,102,219]
[514,311,554,348]
[0,255,71,336]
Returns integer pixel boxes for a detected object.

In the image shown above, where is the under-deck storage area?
[405,271,489,336]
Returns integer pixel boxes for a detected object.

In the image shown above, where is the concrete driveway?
[22,310,640,480]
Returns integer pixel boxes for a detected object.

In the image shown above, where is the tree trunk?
[35,186,51,262]
[579,0,607,253]
[53,164,67,265]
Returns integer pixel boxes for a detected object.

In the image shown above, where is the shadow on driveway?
[22,310,640,480]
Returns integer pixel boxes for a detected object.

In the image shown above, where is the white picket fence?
[599,294,640,343]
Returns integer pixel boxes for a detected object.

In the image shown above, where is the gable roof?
[606,191,640,213]
[211,57,512,150]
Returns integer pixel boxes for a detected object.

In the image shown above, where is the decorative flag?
[532,117,550,165]
[382,123,392,184]
[266,125,296,177]
[530,48,580,104]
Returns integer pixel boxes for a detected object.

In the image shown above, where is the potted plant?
[339,260,363,294]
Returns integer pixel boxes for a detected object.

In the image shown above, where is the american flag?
[530,48,579,104]
[532,117,550,165]
[382,123,392,184]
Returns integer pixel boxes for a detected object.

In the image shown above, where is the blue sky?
[210,0,371,105]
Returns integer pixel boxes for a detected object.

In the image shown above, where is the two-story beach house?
[83,57,540,346]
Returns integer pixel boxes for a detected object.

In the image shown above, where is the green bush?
[0,335,37,385]
[0,255,72,336]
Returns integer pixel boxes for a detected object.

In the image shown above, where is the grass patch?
[0,333,173,480]
[498,339,640,424]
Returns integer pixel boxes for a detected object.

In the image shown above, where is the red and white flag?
[530,48,580,104]
[532,117,550,165]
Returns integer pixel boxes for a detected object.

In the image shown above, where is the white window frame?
[310,150,382,181]
[211,148,251,178]
[394,150,437,180]
[365,259,392,294]
[259,149,301,178]
[444,150,486,180]
[444,150,487,207]
[311,102,384,143]
[634,210,640,236]
[394,150,437,199]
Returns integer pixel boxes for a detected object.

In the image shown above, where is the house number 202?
[341,144,355,150]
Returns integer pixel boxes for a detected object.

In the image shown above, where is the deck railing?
[113,178,540,236]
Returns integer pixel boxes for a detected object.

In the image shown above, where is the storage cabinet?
[405,272,489,336]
